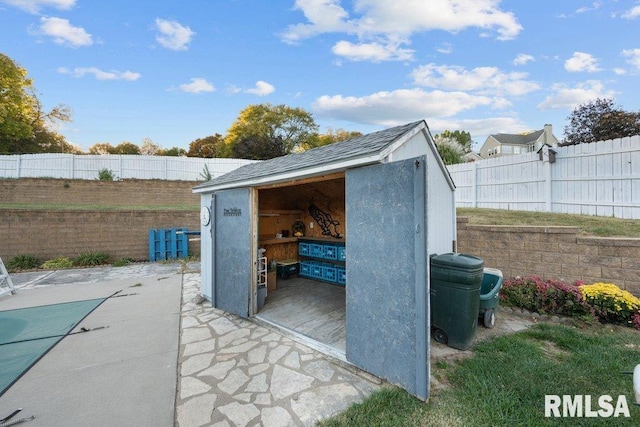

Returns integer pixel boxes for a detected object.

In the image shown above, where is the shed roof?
[490,129,544,145]
[194,120,445,192]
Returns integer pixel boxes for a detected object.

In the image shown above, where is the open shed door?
[211,188,253,318]
[345,156,429,400]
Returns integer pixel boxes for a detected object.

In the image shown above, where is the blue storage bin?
[323,245,338,260]
[311,262,323,279]
[310,243,324,258]
[299,242,310,256]
[322,263,337,282]
[337,246,346,262]
[336,267,346,285]
[299,261,311,277]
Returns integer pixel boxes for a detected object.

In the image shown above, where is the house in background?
[478,124,560,159]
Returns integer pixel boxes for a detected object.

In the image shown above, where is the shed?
[193,120,456,399]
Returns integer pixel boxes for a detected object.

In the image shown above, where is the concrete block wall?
[456,217,640,295]
[0,178,200,207]
[0,209,200,262]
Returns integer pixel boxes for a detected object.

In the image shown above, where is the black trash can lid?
[431,253,484,269]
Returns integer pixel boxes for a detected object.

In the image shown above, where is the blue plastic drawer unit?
[336,267,346,285]
[337,246,346,262]
[298,242,310,256]
[310,243,324,258]
[322,263,337,282]
[311,262,323,279]
[299,261,311,277]
[323,244,338,260]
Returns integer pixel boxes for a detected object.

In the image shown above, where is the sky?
[1,0,639,152]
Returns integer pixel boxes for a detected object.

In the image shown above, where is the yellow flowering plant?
[580,282,640,328]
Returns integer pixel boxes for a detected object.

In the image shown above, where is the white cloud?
[245,81,275,96]
[58,67,140,81]
[576,1,602,14]
[332,40,414,62]
[155,18,194,51]
[179,78,215,93]
[564,52,601,72]
[34,16,92,47]
[411,64,539,96]
[513,53,534,65]
[622,48,640,70]
[436,43,453,54]
[622,5,640,19]
[1,0,75,14]
[313,88,493,126]
[537,80,616,110]
[282,0,522,62]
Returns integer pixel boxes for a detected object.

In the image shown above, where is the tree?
[140,137,161,155]
[434,135,464,165]
[231,134,286,160]
[225,104,318,158]
[112,141,140,154]
[0,53,72,154]
[435,130,473,154]
[88,142,114,155]
[187,134,224,158]
[159,147,186,157]
[302,128,362,151]
[563,98,640,145]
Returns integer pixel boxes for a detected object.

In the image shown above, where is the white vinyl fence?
[448,135,640,219]
[0,154,258,181]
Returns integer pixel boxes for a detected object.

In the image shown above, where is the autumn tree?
[159,147,186,157]
[187,134,224,158]
[563,98,640,145]
[232,134,286,160]
[88,142,114,155]
[140,137,161,155]
[224,104,318,159]
[111,141,140,155]
[0,53,72,153]
[302,128,362,151]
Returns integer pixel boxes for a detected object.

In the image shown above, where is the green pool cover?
[0,298,107,397]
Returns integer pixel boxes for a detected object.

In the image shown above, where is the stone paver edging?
[176,273,381,427]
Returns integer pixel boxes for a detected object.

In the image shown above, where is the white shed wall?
[200,193,213,300]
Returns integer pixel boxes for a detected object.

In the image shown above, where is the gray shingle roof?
[194,120,425,190]
[491,129,544,145]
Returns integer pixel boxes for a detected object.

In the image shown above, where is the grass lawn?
[458,208,640,238]
[321,323,640,426]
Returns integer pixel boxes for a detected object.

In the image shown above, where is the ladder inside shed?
[0,257,16,297]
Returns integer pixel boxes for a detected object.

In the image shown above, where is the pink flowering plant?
[501,276,595,320]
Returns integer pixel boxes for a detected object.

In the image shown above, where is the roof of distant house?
[489,129,545,145]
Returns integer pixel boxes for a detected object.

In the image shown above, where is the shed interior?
[255,173,347,352]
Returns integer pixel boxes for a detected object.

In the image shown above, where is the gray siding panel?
[345,156,428,399]
[213,188,252,317]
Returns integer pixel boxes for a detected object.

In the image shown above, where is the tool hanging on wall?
[308,203,341,238]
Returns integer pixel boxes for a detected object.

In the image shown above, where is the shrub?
[41,257,74,269]
[501,276,594,320]
[113,257,135,267]
[7,254,40,271]
[75,252,110,267]
[97,168,115,181]
[580,282,640,327]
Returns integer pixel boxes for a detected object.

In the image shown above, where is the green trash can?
[430,253,484,350]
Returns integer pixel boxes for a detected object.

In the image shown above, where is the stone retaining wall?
[456,217,640,295]
[0,209,200,262]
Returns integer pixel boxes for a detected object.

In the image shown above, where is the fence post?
[471,162,477,208]
[15,155,21,178]
[545,161,552,212]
